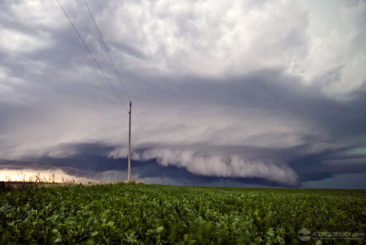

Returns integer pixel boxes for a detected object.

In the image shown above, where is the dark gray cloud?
[1,0,366,188]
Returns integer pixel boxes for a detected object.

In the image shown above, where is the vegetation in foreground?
[1,183,365,244]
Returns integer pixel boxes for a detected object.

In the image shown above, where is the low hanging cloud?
[137,149,298,185]
[1,0,366,187]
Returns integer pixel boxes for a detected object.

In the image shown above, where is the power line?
[83,0,153,149]
[57,0,152,149]
[56,0,158,182]
[83,0,131,103]
[55,0,128,112]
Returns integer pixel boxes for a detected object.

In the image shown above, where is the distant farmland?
[1,184,365,244]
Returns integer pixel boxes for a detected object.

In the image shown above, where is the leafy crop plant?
[1,184,365,244]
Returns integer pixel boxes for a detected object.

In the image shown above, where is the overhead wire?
[55,0,128,112]
[83,0,165,183]
[83,0,154,149]
[83,0,131,103]
[56,0,159,182]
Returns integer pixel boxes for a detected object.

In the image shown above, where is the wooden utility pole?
[128,101,132,182]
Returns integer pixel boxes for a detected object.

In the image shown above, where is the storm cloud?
[1,0,366,188]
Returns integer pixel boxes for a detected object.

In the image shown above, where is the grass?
[1,183,365,244]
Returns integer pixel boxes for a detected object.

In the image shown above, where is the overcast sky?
[1,0,366,188]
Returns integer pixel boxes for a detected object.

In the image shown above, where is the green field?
[1,184,365,244]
